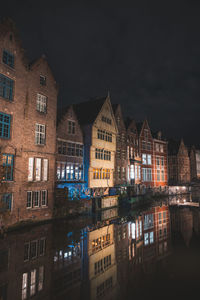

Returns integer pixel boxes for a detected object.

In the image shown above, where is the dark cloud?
[1,0,200,146]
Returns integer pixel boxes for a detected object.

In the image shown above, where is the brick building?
[56,105,84,199]
[0,18,57,226]
[126,118,141,186]
[137,120,154,187]
[168,139,190,185]
[152,131,168,187]
[189,146,200,181]
[112,104,127,186]
[74,95,117,196]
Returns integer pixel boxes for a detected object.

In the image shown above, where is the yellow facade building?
[74,95,118,194]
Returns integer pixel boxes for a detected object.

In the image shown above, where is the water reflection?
[0,199,200,300]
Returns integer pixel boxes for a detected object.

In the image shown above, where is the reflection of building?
[56,105,84,199]
[0,18,57,226]
[171,207,193,247]
[168,139,190,184]
[74,95,117,195]
[0,223,52,300]
[52,227,82,300]
[83,223,118,300]
[190,146,200,181]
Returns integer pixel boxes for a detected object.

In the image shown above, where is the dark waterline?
[0,196,200,300]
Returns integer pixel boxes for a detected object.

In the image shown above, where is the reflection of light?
[183,199,186,203]
[177,200,179,203]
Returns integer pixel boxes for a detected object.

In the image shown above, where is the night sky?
[1,0,200,146]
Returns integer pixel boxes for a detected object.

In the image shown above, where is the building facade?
[137,120,154,188]
[126,118,141,186]
[74,95,118,196]
[190,146,200,181]
[112,104,127,186]
[168,139,190,185]
[56,105,84,199]
[0,18,57,226]
[152,131,168,187]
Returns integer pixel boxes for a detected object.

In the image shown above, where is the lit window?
[35,124,45,145]
[142,154,147,164]
[3,50,14,68]
[0,74,14,100]
[150,231,154,244]
[36,94,47,113]
[30,269,36,296]
[147,154,151,165]
[22,273,28,300]
[0,112,11,139]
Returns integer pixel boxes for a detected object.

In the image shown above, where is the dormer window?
[3,50,14,68]
[144,129,148,140]
[40,75,46,86]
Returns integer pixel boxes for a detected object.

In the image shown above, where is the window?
[94,255,111,275]
[130,165,134,179]
[142,154,147,164]
[39,238,46,256]
[43,159,48,181]
[58,141,83,157]
[26,191,32,208]
[38,266,44,291]
[68,120,75,134]
[142,168,152,181]
[157,169,160,181]
[22,273,28,300]
[30,241,37,260]
[35,124,45,145]
[97,129,112,142]
[24,243,30,261]
[33,191,40,207]
[28,158,34,181]
[41,190,47,206]
[144,214,154,230]
[102,115,111,125]
[147,154,151,165]
[2,154,14,181]
[35,158,41,181]
[40,75,46,86]
[57,163,83,181]
[3,50,14,68]
[147,142,151,150]
[93,168,110,179]
[142,140,146,150]
[1,193,12,211]
[30,269,36,296]
[36,94,47,113]
[0,112,11,139]
[95,148,111,161]
[0,74,14,100]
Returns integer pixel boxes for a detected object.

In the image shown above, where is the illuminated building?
[56,105,85,199]
[152,131,168,187]
[74,95,118,196]
[0,18,57,226]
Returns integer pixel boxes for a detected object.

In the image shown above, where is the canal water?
[0,196,200,300]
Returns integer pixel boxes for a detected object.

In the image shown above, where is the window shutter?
[43,159,48,181]
[28,158,34,181]
[35,158,41,181]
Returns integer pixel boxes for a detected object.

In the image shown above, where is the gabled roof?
[57,105,70,125]
[73,97,106,126]
[136,122,143,135]
[168,139,181,155]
